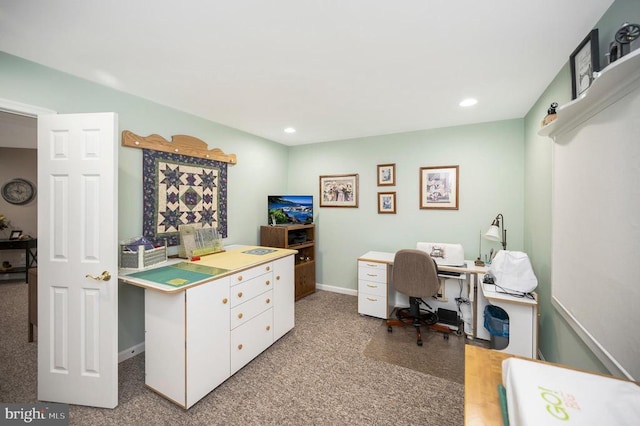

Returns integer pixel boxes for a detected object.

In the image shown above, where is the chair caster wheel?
[417,340,423,346]
[387,326,393,333]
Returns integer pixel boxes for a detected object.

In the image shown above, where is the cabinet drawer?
[229,262,273,286]
[358,260,388,271]
[358,279,387,297]
[230,273,273,307]
[358,292,387,319]
[358,265,387,283]
[230,289,273,330]
[231,309,273,374]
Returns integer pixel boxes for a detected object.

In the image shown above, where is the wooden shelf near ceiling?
[122,130,237,164]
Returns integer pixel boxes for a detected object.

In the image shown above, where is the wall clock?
[1,178,36,205]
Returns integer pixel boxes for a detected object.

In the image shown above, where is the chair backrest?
[392,249,440,298]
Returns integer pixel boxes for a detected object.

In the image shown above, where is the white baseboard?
[316,283,357,297]
[118,342,145,363]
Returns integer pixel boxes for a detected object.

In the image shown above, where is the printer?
[416,242,465,267]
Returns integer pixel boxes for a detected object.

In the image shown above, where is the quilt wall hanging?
[122,131,237,247]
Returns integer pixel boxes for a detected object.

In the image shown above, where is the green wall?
[523,0,640,374]
[0,51,290,351]
[288,120,524,289]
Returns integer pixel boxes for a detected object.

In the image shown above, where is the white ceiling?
[0,0,614,146]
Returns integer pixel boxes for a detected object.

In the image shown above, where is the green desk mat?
[128,262,229,287]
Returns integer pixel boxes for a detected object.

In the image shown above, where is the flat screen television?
[268,195,313,225]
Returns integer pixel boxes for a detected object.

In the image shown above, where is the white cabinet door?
[145,290,187,406]
[186,278,231,408]
[273,255,295,341]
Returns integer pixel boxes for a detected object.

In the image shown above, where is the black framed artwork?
[570,29,599,100]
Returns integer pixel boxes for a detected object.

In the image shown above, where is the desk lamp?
[485,213,507,251]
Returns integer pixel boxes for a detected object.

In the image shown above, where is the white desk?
[357,251,487,338]
[476,282,538,358]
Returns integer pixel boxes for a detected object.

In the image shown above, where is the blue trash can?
[484,305,509,350]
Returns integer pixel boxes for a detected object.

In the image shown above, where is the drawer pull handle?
[266,280,271,286]
[266,325,271,331]
[367,284,378,288]
[238,344,243,350]
[238,313,243,319]
[276,275,281,280]
[222,298,228,304]
[266,298,271,304]
[238,292,243,298]
[367,297,378,302]
[237,275,243,281]
[366,273,378,277]
[266,266,271,271]
[366,263,379,267]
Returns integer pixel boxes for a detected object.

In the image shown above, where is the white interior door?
[37,112,119,408]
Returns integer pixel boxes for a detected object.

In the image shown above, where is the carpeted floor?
[1,282,473,425]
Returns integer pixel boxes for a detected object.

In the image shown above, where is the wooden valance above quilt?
[122,130,237,164]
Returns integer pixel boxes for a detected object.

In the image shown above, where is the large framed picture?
[420,165,459,210]
[570,29,599,100]
[319,174,359,207]
[377,163,396,186]
[378,192,396,214]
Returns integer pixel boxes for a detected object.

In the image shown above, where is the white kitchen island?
[119,246,296,409]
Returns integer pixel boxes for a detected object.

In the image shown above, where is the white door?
[37,113,119,408]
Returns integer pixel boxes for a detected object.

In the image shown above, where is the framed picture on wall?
[419,165,459,210]
[377,163,396,186]
[570,29,599,100]
[378,192,396,214]
[319,174,359,207]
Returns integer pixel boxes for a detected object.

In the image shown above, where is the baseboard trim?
[316,283,357,297]
[118,342,145,363]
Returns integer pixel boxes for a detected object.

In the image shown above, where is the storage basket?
[120,244,167,269]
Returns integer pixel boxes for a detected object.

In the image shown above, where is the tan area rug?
[363,319,469,384]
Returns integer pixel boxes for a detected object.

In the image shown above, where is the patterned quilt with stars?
[142,149,227,246]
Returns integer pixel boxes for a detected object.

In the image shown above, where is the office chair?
[386,249,440,346]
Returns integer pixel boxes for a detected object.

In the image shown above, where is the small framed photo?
[319,174,359,207]
[9,230,22,240]
[377,163,396,186]
[378,192,396,214]
[570,29,599,100]
[420,165,459,210]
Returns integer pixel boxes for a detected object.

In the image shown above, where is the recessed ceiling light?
[284,127,296,133]
[459,98,478,107]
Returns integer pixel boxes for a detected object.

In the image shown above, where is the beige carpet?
[2,285,466,425]
[363,319,468,384]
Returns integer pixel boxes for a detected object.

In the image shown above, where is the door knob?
[86,271,111,281]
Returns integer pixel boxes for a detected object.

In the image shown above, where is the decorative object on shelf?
[484,213,507,251]
[419,165,459,210]
[570,29,599,100]
[377,192,396,214]
[1,178,36,205]
[319,174,359,207]
[377,163,396,186]
[0,213,7,232]
[608,22,639,65]
[542,102,558,127]
[1,260,12,271]
[9,230,22,240]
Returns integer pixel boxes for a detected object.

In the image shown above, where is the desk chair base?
[386,298,438,346]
